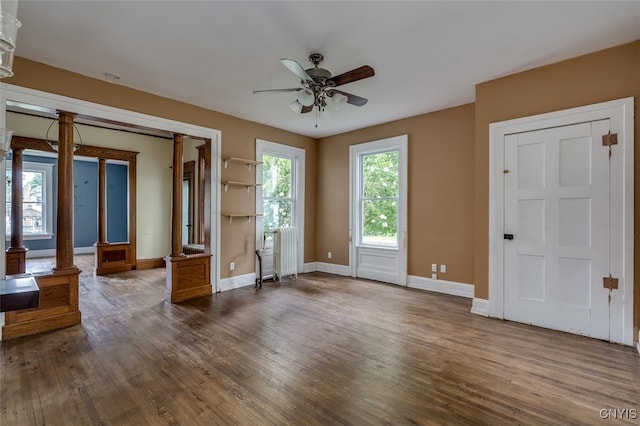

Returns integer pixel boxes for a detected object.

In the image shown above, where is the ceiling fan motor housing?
[305,53,334,86]
[306,67,332,83]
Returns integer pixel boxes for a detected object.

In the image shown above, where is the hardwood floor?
[2,259,639,425]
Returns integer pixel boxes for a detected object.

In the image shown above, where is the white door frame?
[349,134,408,285]
[0,83,222,291]
[488,97,634,345]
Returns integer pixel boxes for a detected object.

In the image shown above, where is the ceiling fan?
[253,53,374,117]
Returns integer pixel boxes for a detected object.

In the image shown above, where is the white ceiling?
[11,1,640,138]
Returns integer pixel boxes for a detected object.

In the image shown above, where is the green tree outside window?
[361,150,398,246]
[263,154,293,242]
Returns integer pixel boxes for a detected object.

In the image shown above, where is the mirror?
[182,136,210,255]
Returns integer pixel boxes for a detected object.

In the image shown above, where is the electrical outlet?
[230,262,235,271]
[431,273,437,280]
[431,264,437,272]
[328,251,332,259]
[440,264,446,274]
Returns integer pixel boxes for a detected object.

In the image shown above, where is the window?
[262,154,293,242]
[255,140,305,259]
[6,161,54,239]
[360,150,399,247]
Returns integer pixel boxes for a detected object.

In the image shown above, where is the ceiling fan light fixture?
[289,100,303,114]
[297,89,314,107]
[0,128,13,160]
[0,48,15,78]
[0,0,22,79]
[45,118,84,152]
[332,92,348,110]
[0,1,21,52]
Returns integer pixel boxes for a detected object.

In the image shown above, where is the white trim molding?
[302,262,318,273]
[471,298,490,317]
[316,262,351,276]
[407,275,474,298]
[349,135,408,286]
[219,273,256,292]
[488,97,634,346]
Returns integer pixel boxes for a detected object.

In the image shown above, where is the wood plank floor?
[2,256,639,425]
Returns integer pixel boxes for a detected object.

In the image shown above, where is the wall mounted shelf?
[223,157,262,171]
[222,180,261,192]
[222,213,262,224]
[222,156,261,223]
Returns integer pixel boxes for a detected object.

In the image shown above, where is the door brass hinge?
[603,275,619,290]
[602,132,618,147]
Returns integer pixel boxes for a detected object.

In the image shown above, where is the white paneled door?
[503,120,616,339]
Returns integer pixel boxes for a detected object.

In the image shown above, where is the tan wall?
[317,104,476,284]
[7,42,638,336]
[474,41,640,335]
[6,58,317,278]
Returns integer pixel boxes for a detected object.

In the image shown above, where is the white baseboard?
[27,246,95,258]
[218,272,256,292]
[471,298,490,317]
[407,275,474,298]
[316,262,351,276]
[302,262,317,273]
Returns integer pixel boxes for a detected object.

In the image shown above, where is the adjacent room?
[1,1,639,424]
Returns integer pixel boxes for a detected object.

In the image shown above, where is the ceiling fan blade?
[281,58,313,83]
[301,105,313,114]
[332,90,368,107]
[253,88,302,94]
[328,65,374,87]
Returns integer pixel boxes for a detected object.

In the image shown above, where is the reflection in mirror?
[182,136,210,255]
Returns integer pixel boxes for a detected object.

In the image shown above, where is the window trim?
[255,139,305,273]
[349,135,408,285]
[6,160,54,240]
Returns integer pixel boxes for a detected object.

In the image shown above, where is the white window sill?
[356,244,399,251]
[6,233,54,241]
